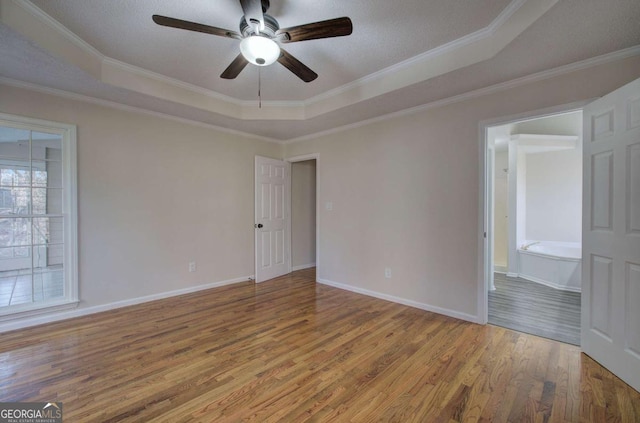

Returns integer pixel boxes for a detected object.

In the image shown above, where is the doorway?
[288,154,319,279]
[484,109,583,345]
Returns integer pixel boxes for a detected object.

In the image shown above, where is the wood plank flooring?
[1,268,639,422]
[488,273,581,345]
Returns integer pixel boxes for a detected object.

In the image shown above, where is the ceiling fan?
[152,0,353,83]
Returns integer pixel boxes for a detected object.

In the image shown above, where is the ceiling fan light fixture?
[240,36,280,66]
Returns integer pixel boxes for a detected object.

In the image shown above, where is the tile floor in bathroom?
[488,272,581,345]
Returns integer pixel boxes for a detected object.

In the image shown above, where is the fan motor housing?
[240,13,279,38]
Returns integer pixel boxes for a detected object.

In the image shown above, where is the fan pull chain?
[258,67,262,109]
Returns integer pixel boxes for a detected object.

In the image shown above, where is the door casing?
[478,100,591,324]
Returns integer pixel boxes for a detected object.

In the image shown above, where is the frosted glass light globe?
[240,36,280,66]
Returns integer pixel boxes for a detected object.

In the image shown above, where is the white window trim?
[0,113,79,320]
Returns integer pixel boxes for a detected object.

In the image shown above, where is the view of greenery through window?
[0,124,66,309]
[0,168,48,260]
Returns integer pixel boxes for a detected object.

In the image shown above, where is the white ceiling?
[1,0,639,141]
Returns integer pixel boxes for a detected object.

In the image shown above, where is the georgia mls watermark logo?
[0,402,62,423]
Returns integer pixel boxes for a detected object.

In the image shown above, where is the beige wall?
[285,56,640,321]
[0,85,283,313]
[291,160,316,268]
[1,55,638,326]
[526,144,582,243]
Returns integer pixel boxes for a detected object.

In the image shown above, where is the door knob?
[255,223,263,228]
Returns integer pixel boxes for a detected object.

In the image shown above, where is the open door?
[255,156,291,283]
[582,77,640,392]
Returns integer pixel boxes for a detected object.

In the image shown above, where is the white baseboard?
[506,272,519,278]
[0,275,252,333]
[292,263,316,271]
[493,265,508,274]
[518,274,582,293]
[317,278,482,324]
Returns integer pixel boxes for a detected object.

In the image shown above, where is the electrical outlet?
[188,261,196,273]
[325,201,333,211]
[385,267,392,278]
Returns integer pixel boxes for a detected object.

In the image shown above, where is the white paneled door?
[255,156,290,283]
[582,77,640,392]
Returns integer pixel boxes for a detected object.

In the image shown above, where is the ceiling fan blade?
[276,17,352,43]
[239,0,265,33]
[152,15,241,39]
[220,54,249,79]
[277,49,317,83]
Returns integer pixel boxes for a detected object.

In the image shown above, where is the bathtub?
[518,241,582,292]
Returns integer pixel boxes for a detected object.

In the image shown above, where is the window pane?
[8,274,32,305]
[32,133,62,156]
[13,246,30,258]
[33,267,64,302]
[0,217,31,248]
[31,188,63,215]
[48,188,63,214]
[33,217,63,245]
[34,136,63,190]
[0,246,17,260]
[14,169,31,186]
[0,171,13,186]
[43,243,64,266]
[0,187,31,214]
[0,127,30,160]
[0,274,13,306]
[0,119,74,314]
[0,188,13,211]
[0,168,31,188]
[31,168,47,187]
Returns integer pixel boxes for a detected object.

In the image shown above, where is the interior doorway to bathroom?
[485,110,583,345]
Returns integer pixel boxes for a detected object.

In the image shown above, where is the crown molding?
[0,77,284,144]
[284,46,640,143]
[2,42,638,145]
[302,0,558,118]
[304,0,528,108]
[3,45,638,145]
[8,0,103,60]
[2,0,561,121]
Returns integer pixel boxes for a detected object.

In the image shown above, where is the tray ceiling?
[1,0,639,141]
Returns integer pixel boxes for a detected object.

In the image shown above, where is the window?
[0,113,77,319]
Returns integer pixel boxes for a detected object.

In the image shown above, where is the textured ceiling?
[1,0,639,141]
[28,0,512,101]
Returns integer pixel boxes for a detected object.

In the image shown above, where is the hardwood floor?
[488,273,581,345]
[1,268,639,422]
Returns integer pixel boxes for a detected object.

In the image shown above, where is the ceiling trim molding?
[102,58,245,106]
[284,45,640,144]
[305,0,528,108]
[1,46,637,145]
[299,0,559,118]
[0,0,104,77]
[2,46,638,145]
[100,58,243,119]
[5,0,103,60]
[3,0,560,121]
[0,76,284,145]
